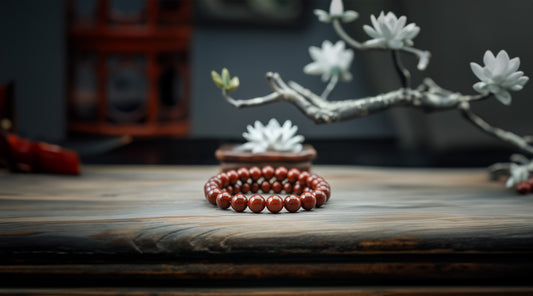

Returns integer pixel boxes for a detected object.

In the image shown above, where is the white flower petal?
[303,62,323,75]
[363,25,380,38]
[488,84,501,93]
[483,50,496,69]
[395,16,407,34]
[364,38,386,48]
[314,9,332,23]
[506,57,520,75]
[402,24,420,40]
[495,89,512,105]
[493,50,510,77]
[341,10,359,22]
[470,62,487,81]
[291,144,303,153]
[473,82,488,93]
[309,46,322,61]
[329,0,344,15]
[370,14,381,33]
[517,76,529,86]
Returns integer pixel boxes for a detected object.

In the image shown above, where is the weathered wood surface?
[1,165,533,287]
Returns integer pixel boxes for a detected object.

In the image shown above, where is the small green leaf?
[212,68,239,92]
[211,70,224,88]
[221,68,230,85]
[227,77,240,91]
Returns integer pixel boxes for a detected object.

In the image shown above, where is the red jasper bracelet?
[204,165,331,213]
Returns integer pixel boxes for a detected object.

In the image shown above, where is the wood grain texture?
[1,165,533,287]
[1,287,533,296]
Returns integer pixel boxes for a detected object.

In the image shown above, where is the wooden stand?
[215,144,317,171]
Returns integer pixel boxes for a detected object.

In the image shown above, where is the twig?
[321,74,339,100]
[392,50,411,88]
[460,103,533,155]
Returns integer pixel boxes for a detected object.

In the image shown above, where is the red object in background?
[0,132,81,175]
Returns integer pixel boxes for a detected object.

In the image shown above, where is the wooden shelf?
[66,0,191,137]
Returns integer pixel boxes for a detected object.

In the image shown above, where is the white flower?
[363,11,420,49]
[506,163,530,188]
[237,119,304,154]
[470,50,529,105]
[303,40,354,82]
[314,0,358,23]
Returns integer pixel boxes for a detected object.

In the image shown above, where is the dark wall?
[0,0,66,141]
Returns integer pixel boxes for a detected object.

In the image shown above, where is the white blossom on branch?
[314,0,358,24]
[470,50,529,105]
[506,163,530,188]
[303,40,354,82]
[363,11,420,50]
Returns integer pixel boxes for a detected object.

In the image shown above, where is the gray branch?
[460,104,533,155]
[221,72,533,157]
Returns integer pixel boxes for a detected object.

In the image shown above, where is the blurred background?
[1,0,532,167]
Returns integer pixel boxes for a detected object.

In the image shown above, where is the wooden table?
[1,165,533,295]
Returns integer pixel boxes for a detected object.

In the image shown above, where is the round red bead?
[307,175,317,186]
[262,165,275,180]
[516,181,531,195]
[266,195,284,213]
[218,172,229,187]
[261,181,271,193]
[237,167,250,182]
[241,182,251,194]
[248,194,266,213]
[232,184,241,194]
[300,192,316,211]
[251,182,260,193]
[316,185,330,200]
[271,181,282,193]
[287,168,300,183]
[311,178,322,188]
[216,192,232,209]
[283,182,293,193]
[298,171,310,185]
[249,166,262,181]
[226,185,233,194]
[274,166,288,181]
[231,194,248,212]
[314,190,327,207]
[226,170,239,185]
[206,188,221,205]
[284,195,301,213]
[292,182,303,195]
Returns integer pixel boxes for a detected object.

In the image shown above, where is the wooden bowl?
[215,144,317,172]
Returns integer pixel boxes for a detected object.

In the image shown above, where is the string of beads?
[204,165,331,213]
